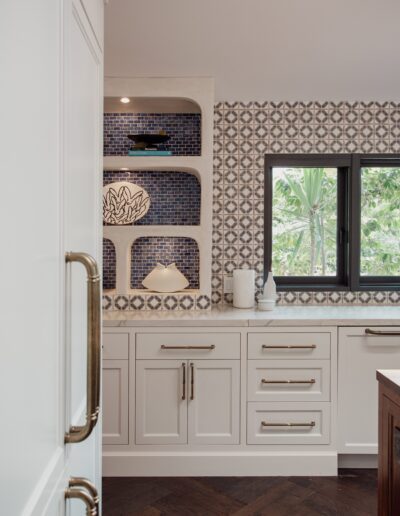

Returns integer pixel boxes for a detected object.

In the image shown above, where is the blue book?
[128,150,172,156]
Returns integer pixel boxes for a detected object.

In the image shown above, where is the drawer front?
[247,360,330,402]
[136,333,240,360]
[103,332,129,360]
[248,332,330,360]
[247,402,330,445]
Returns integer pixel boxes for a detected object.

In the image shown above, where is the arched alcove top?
[104,96,201,114]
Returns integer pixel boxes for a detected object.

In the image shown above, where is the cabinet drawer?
[103,332,129,360]
[247,360,330,402]
[248,332,330,360]
[136,333,240,359]
[247,402,330,445]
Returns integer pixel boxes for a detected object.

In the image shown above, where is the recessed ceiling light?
[120,97,130,104]
[120,167,129,171]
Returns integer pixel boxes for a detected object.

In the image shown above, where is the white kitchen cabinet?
[338,327,400,454]
[136,360,188,445]
[136,358,240,445]
[188,360,240,444]
[103,360,129,445]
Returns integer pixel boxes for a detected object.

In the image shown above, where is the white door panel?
[0,0,103,514]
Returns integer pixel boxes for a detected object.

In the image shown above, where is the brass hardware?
[190,362,194,400]
[182,362,186,400]
[261,421,316,428]
[69,477,99,515]
[65,252,101,444]
[262,345,316,349]
[261,378,316,384]
[161,345,215,350]
[365,328,400,336]
[65,482,97,516]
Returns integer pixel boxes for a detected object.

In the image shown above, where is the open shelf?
[103,155,206,174]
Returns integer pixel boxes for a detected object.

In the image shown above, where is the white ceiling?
[105,0,400,101]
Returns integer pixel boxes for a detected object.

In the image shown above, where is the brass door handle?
[190,362,194,400]
[65,476,99,515]
[68,477,99,515]
[65,252,101,444]
[365,328,400,336]
[261,421,316,428]
[262,345,316,349]
[161,345,215,350]
[261,379,316,384]
[182,362,186,400]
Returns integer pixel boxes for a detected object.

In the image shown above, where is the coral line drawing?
[103,181,150,224]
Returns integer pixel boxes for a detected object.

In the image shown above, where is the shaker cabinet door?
[188,360,240,445]
[136,360,188,445]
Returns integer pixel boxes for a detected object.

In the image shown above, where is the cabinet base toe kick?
[102,451,338,477]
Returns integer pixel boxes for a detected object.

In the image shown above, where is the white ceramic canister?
[233,269,255,308]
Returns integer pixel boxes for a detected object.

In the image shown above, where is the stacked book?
[128,133,172,156]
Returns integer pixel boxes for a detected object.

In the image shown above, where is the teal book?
[128,150,172,156]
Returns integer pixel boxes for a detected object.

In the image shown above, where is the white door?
[338,327,400,454]
[103,360,129,445]
[0,1,103,514]
[136,360,188,445]
[188,360,240,444]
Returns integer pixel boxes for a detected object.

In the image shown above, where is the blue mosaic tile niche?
[131,237,200,290]
[103,170,201,226]
[103,238,116,290]
[104,113,201,156]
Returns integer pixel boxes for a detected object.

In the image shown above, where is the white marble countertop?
[103,305,400,327]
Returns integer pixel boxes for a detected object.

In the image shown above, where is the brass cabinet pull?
[68,477,99,515]
[365,328,400,336]
[161,345,215,350]
[261,378,316,384]
[65,252,101,444]
[261,421,316,428]
[65,476,98,515]
[262,345,316,349]
[190,362,194,400]
[182,362,186,400]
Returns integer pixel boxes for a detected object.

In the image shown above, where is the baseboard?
[338,454,378,469]
[103,451,338,477]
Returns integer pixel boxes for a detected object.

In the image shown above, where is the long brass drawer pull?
[182,362,186,400]
[65,252,101,444]
[261,421,316,428]
[261,378,316,384]
[161,345,215,350]
[262,345,316,349]
[365,328,400,336]
[69,478,99,515]
[190,362,194,400]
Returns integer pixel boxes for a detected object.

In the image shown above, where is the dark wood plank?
[102,469,377,516]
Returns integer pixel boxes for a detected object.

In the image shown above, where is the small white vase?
[263,271,277,301]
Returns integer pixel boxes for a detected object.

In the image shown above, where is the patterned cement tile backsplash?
[102,293,211,311]
[103,101,400,310]
[211,101,400,308]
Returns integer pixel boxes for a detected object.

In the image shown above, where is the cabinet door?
[103,360,129,445]
[136,360,187,444]
[188,360,240,444]
[339,327,400,454]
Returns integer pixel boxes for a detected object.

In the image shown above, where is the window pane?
[272,167,338,276]
[360,167,400,276]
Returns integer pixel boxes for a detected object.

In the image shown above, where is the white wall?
[104,0,400,101]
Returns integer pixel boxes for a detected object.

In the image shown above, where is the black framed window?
[264,154,400,290]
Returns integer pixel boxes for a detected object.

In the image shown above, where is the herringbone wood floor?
[103,469,377,516]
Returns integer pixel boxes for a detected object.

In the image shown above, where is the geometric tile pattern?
[130,237,200,289]
[102,293,211,311]
[213,101,400,306]
[104,113,201,156]
[103,170,201,226]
